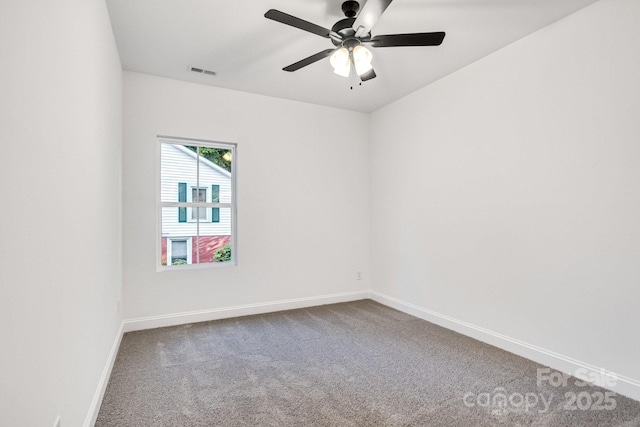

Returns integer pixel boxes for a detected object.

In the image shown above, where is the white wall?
[370,0,640,387]
[122,72,370,319]
[0,0,122,426]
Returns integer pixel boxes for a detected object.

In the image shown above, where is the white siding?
[160,143,231,236]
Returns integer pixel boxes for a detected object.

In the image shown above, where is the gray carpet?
[95,300,640,426]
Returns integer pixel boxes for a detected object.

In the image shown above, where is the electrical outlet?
[356,271,363,280]
[53,415,61,427]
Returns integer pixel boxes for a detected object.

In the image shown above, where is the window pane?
[171,240,188,265]
[161,207,196,266]
[197,207,232,264]
[161,144,197,203]
[192,188,207,202]
[191,206,207,220]
[191,188,207,220]
[172,241,187,257]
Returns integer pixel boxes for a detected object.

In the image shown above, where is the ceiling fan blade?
[283,49,336,72]
[360,69,377,82]
[265,9,331,39]
[371,32,445,47]
[352,0,394,37]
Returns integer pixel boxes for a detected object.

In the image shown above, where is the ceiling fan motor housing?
[331,18,356,46]
[341,1,360,18]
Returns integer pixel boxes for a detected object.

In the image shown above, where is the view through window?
[158,136,236,268]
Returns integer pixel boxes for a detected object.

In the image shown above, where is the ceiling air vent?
[189,66,216,76]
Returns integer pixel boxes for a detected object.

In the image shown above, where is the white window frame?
[157,135,237,271]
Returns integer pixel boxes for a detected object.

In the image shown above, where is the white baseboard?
[122,290,370,333]
[83,321,124,427]
[370,290,640,402]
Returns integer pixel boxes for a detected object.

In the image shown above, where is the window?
[167,238,191,265]
[159,136,236,269]
[191,187,207,220]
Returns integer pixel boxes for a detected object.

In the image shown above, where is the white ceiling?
[105,0,598,113]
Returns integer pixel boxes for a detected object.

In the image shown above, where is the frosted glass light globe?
[330,47,351,78]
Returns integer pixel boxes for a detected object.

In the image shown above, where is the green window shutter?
[178,182,187,223]
[212,185,220,223]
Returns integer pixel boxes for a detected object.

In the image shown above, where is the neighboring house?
[161,143,231,265]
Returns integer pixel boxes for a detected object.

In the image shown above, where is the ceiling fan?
[265,0,445,82]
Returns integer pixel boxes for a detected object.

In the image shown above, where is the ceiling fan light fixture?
[333,62,352,78]
[330,47,351,77]
[352,45,373,76]
[355,60,373,77]
[353,45,372,64]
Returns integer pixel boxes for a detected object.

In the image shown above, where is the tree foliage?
[187,146,231,172]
